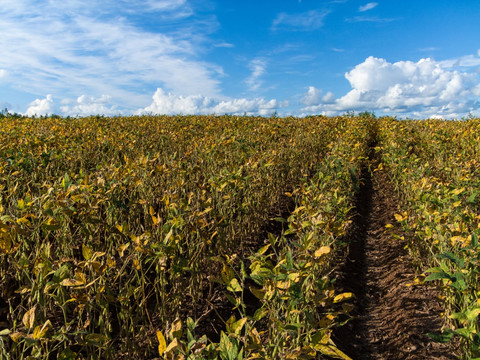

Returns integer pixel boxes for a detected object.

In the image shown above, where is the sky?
[1,0,480,119]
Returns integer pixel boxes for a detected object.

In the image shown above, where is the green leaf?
[52,264,70,283]
[58,348,78,360]
[253,307,268,321]
[227,278,242,293]
[454,327,473,339]
[219,332,239,360]
[424,270,453,282]
[85,333,108,347]
[436,252,464,267]
[256,243,270,256]
[230,317,247,335]
[472,233,479,248]
[467,192,478,204]
[0,329,11,336]
[427,329,454,343]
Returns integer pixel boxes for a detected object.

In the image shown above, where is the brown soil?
[333,157,460,359]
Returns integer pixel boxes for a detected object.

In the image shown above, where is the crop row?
[0,115,374,359]
[379,118,480,358]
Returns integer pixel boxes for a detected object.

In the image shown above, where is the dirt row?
[332,155,460,359]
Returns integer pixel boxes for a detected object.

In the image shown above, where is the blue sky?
[1,0,479,118]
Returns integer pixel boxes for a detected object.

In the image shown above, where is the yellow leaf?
[61,278,85,287]
[32,320,51,340]
[164,228,173,244]
[23,306,36,330]
[287,272,300,282]
[231,317,247,335]
[333,292,355,303]
[227,278,242,292]
[249,286,265,300]
[170,319,182,339]
[157,331,167,355]
[0,234,12,253]
[75,271,86,284]
[314,246,331,258]
[165,337,180,353]
[117,243,130,257]
[316,344,352,360]
[133,259,141,270]
[276,280,290,290]
[221,264,235,283]
[9,332,25,343]
[82,244,93,261]
[149,206,156,216]
[394,213,406,222]
[319,314,335,327]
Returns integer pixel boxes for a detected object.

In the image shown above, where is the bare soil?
[333,156,460,359]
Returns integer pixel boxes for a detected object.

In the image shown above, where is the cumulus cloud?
[301,87,335,105]
[60,95,119,116]
[302,56,480,118]
[139,88,286,116]
[359,2,378,12]
[25,95,55,116]
[272,10,330,31]
[246,58,267,91]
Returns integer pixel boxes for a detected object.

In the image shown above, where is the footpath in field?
[333,155,459,359]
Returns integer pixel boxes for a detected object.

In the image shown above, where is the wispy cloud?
[213,42,235,48]
[345,16,395,23]
[272,10,330,31]
[0,0,222,111]
[418,47,440,52]
[359,2,378,12]
[439,54,480,69]
[246,58,267,91]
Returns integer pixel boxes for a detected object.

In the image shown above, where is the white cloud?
[144,0,188,11]
[139,88,286,116]
[301,86,334,105]
[301,56,480,118]
[213,42,234,48]
[0,69,6,79]
[246,58,267,91]
[272,10,330,31]
[440,54,480,69]
[25,95,55,116]
[60,95,119,116]
[346,16,394,23]
[359,2,378,12]
[0,0,222,111]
